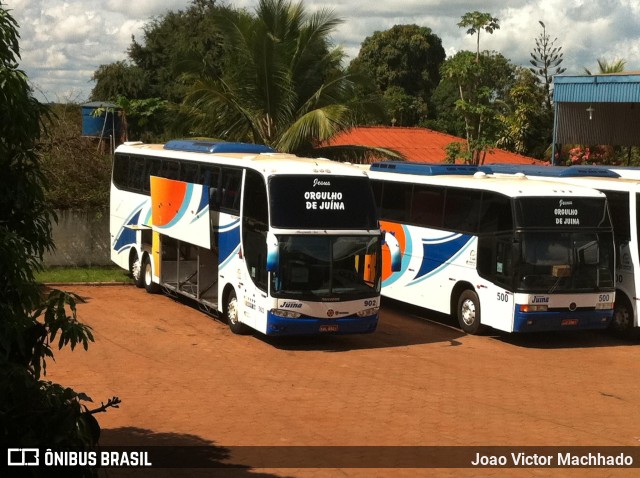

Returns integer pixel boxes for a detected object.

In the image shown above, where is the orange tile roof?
[326,126,545,165]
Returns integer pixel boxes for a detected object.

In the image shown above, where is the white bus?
[367,162,616,334]
[484,164,640,337]
[110,140,393,336]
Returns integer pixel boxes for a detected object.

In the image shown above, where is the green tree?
[349,24,446,126]
[438,12,508,165]
[457,11,500,61]
[39,104,113,210]
[382,86,428,126]
[91,0,225,103]
[529,21,566,111]
[176,0,398,161]
[439,49,516,164]
[1,5,116,469]
[584,58,626,74]
[90,60,147,101]
[427,77,465,135]
[497,68,549,157]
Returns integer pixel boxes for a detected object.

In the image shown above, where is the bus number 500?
[497,292,509,302]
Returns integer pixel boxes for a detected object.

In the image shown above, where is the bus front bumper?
[265,312,378,336]
[513,308,613,332]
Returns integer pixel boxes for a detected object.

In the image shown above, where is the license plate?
[319,325,339,332]
[561,319,579,326]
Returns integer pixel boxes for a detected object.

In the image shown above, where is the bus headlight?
[596,302,614,310]
[271,309,302,319]
[357,307,379,318]
[519,304,548,313]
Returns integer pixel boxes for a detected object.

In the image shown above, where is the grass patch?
[36,266,133,284]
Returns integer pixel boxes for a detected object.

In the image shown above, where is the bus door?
[480,282,514,331]
[476,235,515,330]
[238,169,270,331]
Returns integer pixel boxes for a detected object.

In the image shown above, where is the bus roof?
[479,164,640,192]
[115,141,369,178]
[370,162,479,176]
[480,164,620,178]
[163,139,275,154]
[366,164,606,199]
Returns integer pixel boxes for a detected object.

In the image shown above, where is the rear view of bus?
[110,140,383,337]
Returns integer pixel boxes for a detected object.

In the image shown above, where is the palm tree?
[175,0,399,161]
[584,58,626,75]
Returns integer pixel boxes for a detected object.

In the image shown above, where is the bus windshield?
[272,235,381,300]
[517,231,615,293]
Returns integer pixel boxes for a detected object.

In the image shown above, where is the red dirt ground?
[46,285,640,478]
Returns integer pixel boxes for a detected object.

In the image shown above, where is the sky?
[4,0,640,103]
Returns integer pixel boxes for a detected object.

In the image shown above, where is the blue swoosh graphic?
[409,235,474,285]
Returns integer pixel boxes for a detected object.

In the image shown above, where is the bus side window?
[411,185,444,228]
[129,156,146,192]
[181,162,199,183]
[220,168,242,214]
[443,188,481,233]
[159,159,180,180]
[479,192,513,233]
[379,181,410,222]
[199,165,221,208]
[371,180,383,216]
[143,157,162,193]
[112,154,130,190]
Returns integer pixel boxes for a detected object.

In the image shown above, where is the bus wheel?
[130,251,144,288]
[610,296,633,337]
[225,290,249,335]
[457,290,485,335]
[142,255,160,294]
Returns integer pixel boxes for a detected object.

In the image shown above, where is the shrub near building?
[40,103,112,211]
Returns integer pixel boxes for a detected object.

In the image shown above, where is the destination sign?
[514,197,611,229]
[269,175,377,230]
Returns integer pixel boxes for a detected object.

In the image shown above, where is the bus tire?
[225,289,249,335]
[130,250,144,288]
[610,295,634,337]
[142,255,160,294]
[457,290,485,335]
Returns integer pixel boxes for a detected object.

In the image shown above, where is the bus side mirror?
[383,231,402,272]
[266,232,279,272]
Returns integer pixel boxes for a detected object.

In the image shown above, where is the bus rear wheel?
[457,290,485,335]
[142,255,160,294]
[225,290,249,335]
[130,251,144,288]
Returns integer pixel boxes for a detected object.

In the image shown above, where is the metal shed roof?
[553,73,640,151]
[554,74,640,103]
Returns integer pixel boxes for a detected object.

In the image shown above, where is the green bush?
[39,104,112,210]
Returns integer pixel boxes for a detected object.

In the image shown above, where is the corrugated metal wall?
[557,102,640,146]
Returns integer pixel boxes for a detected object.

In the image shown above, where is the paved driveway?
[47,285,640,477]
